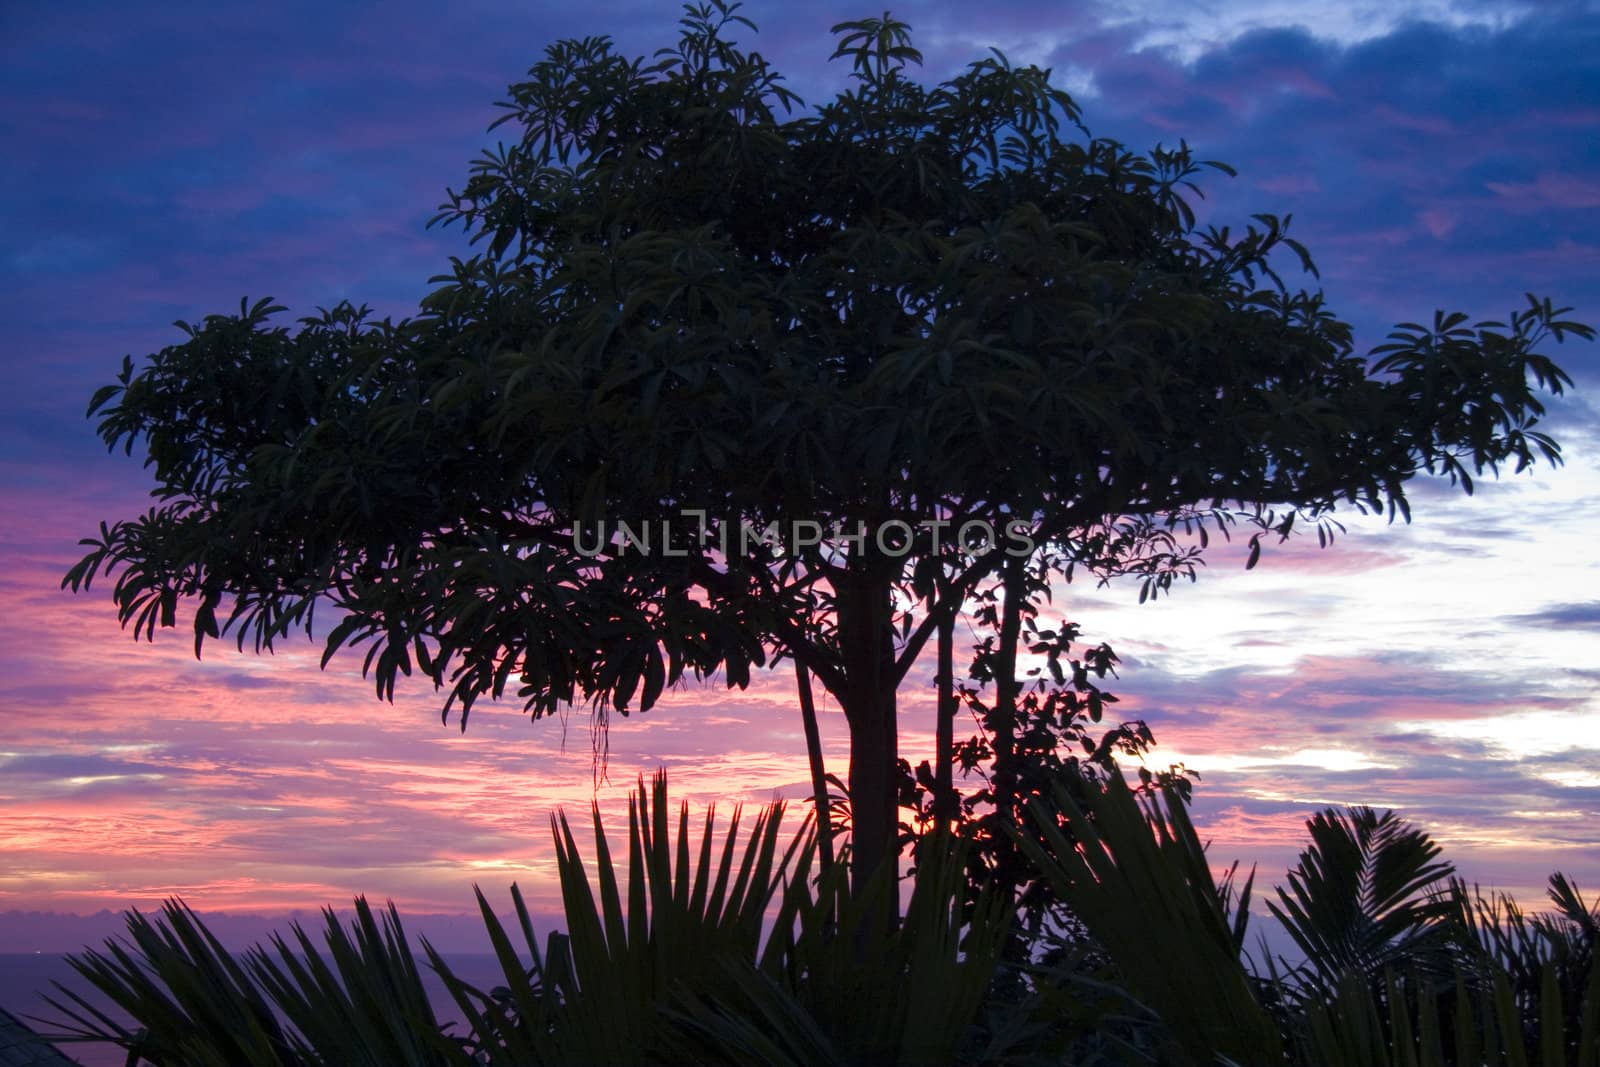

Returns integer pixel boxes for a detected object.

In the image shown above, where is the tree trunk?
[834,554,899,919]
[934,603,957,826]
[795,662,835,872]
[991,555,1026,891]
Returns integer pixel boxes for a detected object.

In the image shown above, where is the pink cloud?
[1371,103,1456,137]
[1256,174,1322,196]
[1486,172,1600,211]
[1419,207,1458,239]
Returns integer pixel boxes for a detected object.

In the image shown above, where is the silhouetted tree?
[66,1,1590,905]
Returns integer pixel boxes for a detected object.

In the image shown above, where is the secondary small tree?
[67,2,1589,904]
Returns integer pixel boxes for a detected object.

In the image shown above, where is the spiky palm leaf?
[1012,767,1282,1066]
[248,900,451,1066]
[662,830,1011,1067]
[1290,956,1600,1067]
[425,769,817,1064]
[42,898,301,1066]
[42,897,453,1066]
[1268,806,1456,993]
[1443,872,1600,1063]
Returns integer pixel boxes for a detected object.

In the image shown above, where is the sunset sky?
[3,0,1598,952]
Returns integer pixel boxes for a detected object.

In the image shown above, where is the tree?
[900,588,1188,934]
[66,2,1589,904]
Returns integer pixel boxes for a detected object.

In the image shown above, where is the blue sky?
[2,0,1597,949]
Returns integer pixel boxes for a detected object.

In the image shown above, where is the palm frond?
[1268,806,1455,991]
[447,769,816,1064]
[1012,766,1282,1066]
[42,899,299,1066]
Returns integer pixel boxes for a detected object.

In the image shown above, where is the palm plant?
[42,897,452,1066]
[1268,805,1457,999]
[42,770,1012,1066]
[1010,763,1600,1066]
[423,769,817,1064]
[1442,872,1600,1063]
[50,760,1600,1066]
[439,771,1012,1066]
[1012,768,1282,1066]
[662,833,1012,1066]
[40,771,808,1067]
[248,900,451,1066]
[1291,957,1600,1067]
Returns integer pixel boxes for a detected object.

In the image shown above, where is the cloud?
[1044,8,1600,365]
[1099,0,1541,59]
[1487,173,1600,211]
[1513,602,1600,631]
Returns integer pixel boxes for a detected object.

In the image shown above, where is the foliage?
[663,832,1012,1066]
[39,763,1600,1066]
[1268,805,1459,997]
[62,0,1592,897]
[1290,960,1600,1067]
[421,770,810,1064]
[430,772,1010,1066]
[1443,873,1600,1062]
[41,772,1010,1067]
[1013,768,1281,1066]
[899,583,1191,925]
[1011,763,1600,1066]
[43,897,451,1066]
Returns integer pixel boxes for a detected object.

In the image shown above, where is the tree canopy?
[66,2,1590,895]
